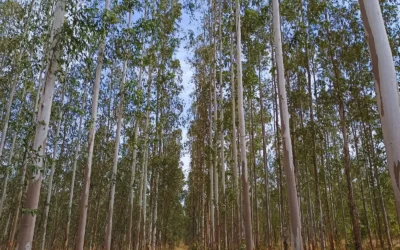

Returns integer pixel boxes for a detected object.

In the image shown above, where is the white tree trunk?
[127,122,139,248]
[64,82,88,250]
[151,172,159,250]
[128,63,144,250]
[218,7,227,246]
[272,0,302,248]
[208,78,215,248]
[229,1,240,245]
[104,10,133,250]
[75,1,110,249]
[359,0,400,226]
[235,0,253,249]
[17,0,65,248]
[40,88,65,250]
[142,65,154,249]
[213,31,220,250]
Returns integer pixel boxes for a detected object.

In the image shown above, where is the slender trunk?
[304,33,324,250]
[229,1,240,247]
[235,0,253,248]
[64,83,88,250]
[218,4,227,247]
[336,144,348,249]
[3,213,11,240]
[353,126,374,250]
[361,120,384,249]
[104,11,132,250]
[366,122,392,249]
[17,1,65,248]
[75,1,110,249]
[89,189,103,250]
[151,172,159,250]
[134,127,145,250]
[250,97,259,248]
[358,0,400,227]
[325,9,362,249]
[128,51,145,250]
[40,91,65,250]
[208,80,215,249]
[140,65,153,249]
[272,54,284,250]
[258,51,271,249]
[337,97,362,250]
[272,0,302,248]
[7,149,28,249]
[127,122,139,250]
[0,85,27,219]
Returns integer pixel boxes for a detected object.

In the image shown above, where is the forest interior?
[0,0,400,249]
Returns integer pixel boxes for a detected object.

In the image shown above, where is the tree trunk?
[17,1,65,248]
[353,125,374,250]
[325,9,362,249]
[218,4,227,247]
[249,96,259,248]
[104,11,132,250]
[7,148,28,250]
[229,1,240,248]
[358,0,400,228]
[235,0,254,248]
[272,0,302,248]
[140,64,153,249]
[151,172,159,250]
[258,51,271,249]
[40,88,65,250]
[208,79,215,249]
[75,1,110,249]
[127,121,139,250]
[64,82,88,250]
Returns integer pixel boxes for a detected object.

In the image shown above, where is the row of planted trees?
[184,0,400,249]
[0,0,187,249]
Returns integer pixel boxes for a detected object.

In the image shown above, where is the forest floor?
[174,242,189,250]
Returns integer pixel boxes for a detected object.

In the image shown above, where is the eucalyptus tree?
[75,0,111,248]
[235,0,253,249]
[104,5,134,250]
[358,0,400,227]
[272,0,302,248]
[16,0,66,248]
[40,84,66,250]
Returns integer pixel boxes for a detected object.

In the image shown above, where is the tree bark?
[235,0,254,248]
[40,87,65,250]
[17,1,65,248]
[258,51,271,249]
[64,82,88,250]
[104,10,132,250]
[272,0,302,248]
[229,1,240,248]
[358,0,400,227]
[75,1,110,249]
